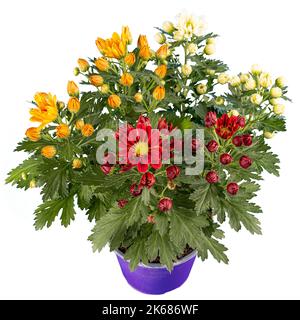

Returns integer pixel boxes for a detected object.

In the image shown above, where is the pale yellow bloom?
[273,104,285,115]
[181,64,192,77]
[270,87,282,98]
[250,93,263,105]
[244,78,256,90]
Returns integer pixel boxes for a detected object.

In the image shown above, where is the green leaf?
[258,115,286,132]
[14,138,56,153]
[154,213,169,236]
[40,161,69,200]
[77,168,138,190]
[124,239,148,271]
[146,231,177,271]
[6,157,41,188]
[125,196,148,227]
[89,212,128,252]
[86,198,107,222]
[77,185,94,209]
[170,207,228,263]
[141,187,150,206]
[189,182,213,214]
[34,195,76,230]
[224,197,262,235]
[60,196,76,227]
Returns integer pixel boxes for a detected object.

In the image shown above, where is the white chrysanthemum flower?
[176,12,205,38]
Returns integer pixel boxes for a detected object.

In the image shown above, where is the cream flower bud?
[273,104,285,115]
[259,73,272,88]
[187,43,197,55]
[264,131,275,139]
[196,83,207,94]
[162,21,175,33]
[181,64,192,77]
[206,38,215,45]
[270,87,283,98]
[239,73,249,83]
[228,109,239,116]
[244,78,256,90]
[154,32,166,44]
[206,69,215,76]
[218,73,230,84]
[204,44,215,55]
[250,93,263,105]
[230,75,241,87]
[215,97,225,105]
[275,77,286,88]
[251,64,262,75]
[269,98,280,106]
[173,30,184,41]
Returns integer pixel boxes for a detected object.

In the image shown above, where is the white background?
[1,0,300,300]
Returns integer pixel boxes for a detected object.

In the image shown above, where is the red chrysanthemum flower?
[115,116,174,173]
[215,114,241,139]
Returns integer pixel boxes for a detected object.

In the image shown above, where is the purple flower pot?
[115,250,196,295]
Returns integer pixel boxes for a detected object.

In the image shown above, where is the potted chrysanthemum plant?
[6,12,289,294]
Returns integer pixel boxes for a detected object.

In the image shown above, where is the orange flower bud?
[137,35,149,48]
[56,123,70,139]
[108,94,122,108]
[77,58,89,72]
[67,97,80,113]
[41,145,56,159]
[139,45,151,60]
[81,124,94,137]
[120,73,134,87]
[134,93,143,103]
[121,26,132,44]
[75,119,84,130]
[95,58,109,72]
[124,52,136,66]
[89,74,104,87]
[154,65,167,79]
[156,44,169,60]
[153,86,166,101]
[25,127,41,142]
[72,158,82,169]
[67,81,79,97]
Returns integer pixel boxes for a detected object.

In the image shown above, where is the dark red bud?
[166,165,180,180]
[117,199,128,208]
[206,140,219,152]
[237,116,246,128]
[205,111,217,128]
[147,215,155,223]
[227,182,239,195]
[158,197,173,212]
[157,118,168,131]
[242,134,252,146]
[220,153,233,165]
[205,171,219,184]
[232,135,243,147]
[139,172,156,189]
[130,183,143,197]
[239,155,252,169]
[100,164,112,175]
